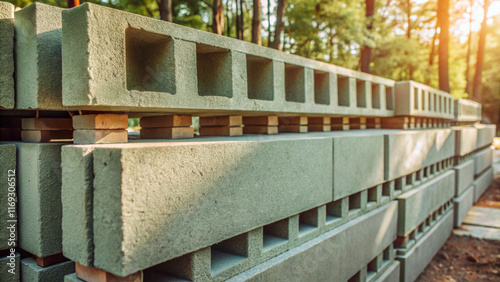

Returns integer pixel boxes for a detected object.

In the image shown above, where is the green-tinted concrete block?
[15,3,66,110]
[17,143,64,257]
[454,99,481,122]
[374,260,400,282]
[227,201,398,282]
[385,129,455,181]
[394,81,454,119]
[0,144,16,250]
[0,2,14,109]
[474,124,496,150]
[21,257,74,282]
[64,273,83,282]
[453,185,474,227]
[396,170,455,236]
[396,209,453,282]
[453,159,474,196]
[473,147,493,176]
[0,253,20,282]
[452,126,477,156]
[473,167,493,202]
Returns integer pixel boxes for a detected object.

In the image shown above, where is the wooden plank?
[199,116,242,127]
[243,125,279,135]
[21,130,73,142]
[76,263,143,282]
[199,126,243,136]
[140,127,194,139]
[73,114,128,129]
[140,115,192,128]
[242,116,278,126]
[22,118,73,130]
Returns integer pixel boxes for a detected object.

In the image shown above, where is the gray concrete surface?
[454,99,482,122]
[452,126,478,157]
[453,159,474,196]
[0,144,16,250]
[0,253,19,282]
[473,167,493,202]
[21,257,74,282]
[453,185,474,227]
[473,146,494,176]
[394,81,454,119]
[474,124,496,150]
[0,2,14,109]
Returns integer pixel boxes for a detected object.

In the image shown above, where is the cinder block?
[0,2,14,109]
[474,124,496,150]
[22,118,73,130]
[17,143,64,257]
[73,114,128,129]
[396,209,453,282]
[453,185,474,227]
[140,115,192,128]
[454,99,481,122]
[21,257,74,282]
[373,260,400,282]
[227,201,398,282]
[385,129,455,181]
[73,129,128,144]
[452,126,477,156]
[64,273,83,282]
[15,3,66,110]
[473,146,494,176]
[473,167,493,202]
[0,253,20,282]
[394,81,454,119]
[62,135,333,276]
[0,144,16,250]
[396,170,455,236]
[453,159,474,196]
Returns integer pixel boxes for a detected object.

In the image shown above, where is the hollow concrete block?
[21,257,74,282]
[394,81,454,119]
[454,99,481,122]
[473,167,493,202]
[0,2,14,109]
[473,146,494,176]
[453,185,474,227]
[474,124,496,150]
[453,159,474,196]
[452,126,477,156]
[0,253,20,282]
[374,260,400,282]
[0,144,16,250]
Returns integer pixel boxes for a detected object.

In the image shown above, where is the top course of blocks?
[60,2,396,115]
[394,80,454,119]
[0,2,14,109]
[454,99,482,122]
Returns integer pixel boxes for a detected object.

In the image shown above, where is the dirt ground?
[416,176,500,282]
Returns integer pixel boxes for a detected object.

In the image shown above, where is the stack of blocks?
[0,1,496,282]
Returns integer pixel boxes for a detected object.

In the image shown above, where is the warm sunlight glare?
[454,2,500,42]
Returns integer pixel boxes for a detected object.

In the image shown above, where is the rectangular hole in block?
[349,192,362,211]
[196,43,232,98]
[421,91,426,110]
[423,167,428,178]
[285,63,305,102]
[385,86,394,110]
[337,75,350,106]
[356,80,367,107]
[367,257,378,277]
[394,177,403,191]
[368,186,377,203]
[415,170,421,182]
[443,97,446,113]
[246,55,273,101]
[382,182,391,197]
[429,164,435,175]
[413,87,419,110]
[418,223,424,234]
[371,83,380,109]
[405,174,413,187]
[298,208,318,236]
[263,219,289,252]
[383,245,391,261]
[348,271,362,282]
[326,199,344,223]
[433,94,437,111]
[126,27,176,93]
[211,233,248,274]
[449,98,452,113]
[314,70,330,105]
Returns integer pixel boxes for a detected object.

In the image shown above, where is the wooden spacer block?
[22,118,73,130]
[366,118,381,129]
[73,114,128,130]
[381,117,411,129]
[35,253,68,268]
[199,126,243,136]
[140,127,194,139]
[73,129,128,144]
[199,116,242,127]
[140,115,192,128]
[21,130,73,142]
[0,117,22,128]
[243,125,278,135]
[278,125,308,133]
[0,128,22,141]
[242,116,279,126]
[278,116,308,125]
[308,117,331,125]
[394,235,411,248]
[76,263,143,282]
[308,125,331,132]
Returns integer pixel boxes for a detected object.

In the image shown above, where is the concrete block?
[62,135,333,276]
[0,253,20,282]
[474,124,496,150]
[453,159,474,196]
[394,81,454,119]
[0,144,16,250]
[15,3,67,110]
[453,185,474,227]
[17,143,64,257]
[64,273,83,282]
[373,260,400,282]
[396,209,453,282]
[473,167,493,202]
[452,126,477,156]
[61,3,395,116]
[73,114,128,129]
[227,201,398,282]
[0,2,14,109]
[73,129,128,144]
[396,170,455,236]
[385,129,455,181]
[473,146,494,176]
[21,257,74,282]
[454,99,481,122]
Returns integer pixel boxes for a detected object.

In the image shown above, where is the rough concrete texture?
[453,159,474,196]
[0,2,14,109]
[61,146,95,267]
[15,3,68,110]
[62,3,395,116]
[452,126,478,156]
[396,209,453,282]
[0,253,20,282]
[463,206,500,229]
[454,99,481,122]
[21,257,74,282]
[474,124,496,150]
[396,170,455,236]
[394,81,454,119]
[473,167,493,202]
[0,144,16,250]
[227,201,398,282]
[373,260,400,282]
[473,146,494,176]
[17,142,64,257]
[453,185,474,227]
[64,273,82,282]
[63,135,333,276]
[384,129,455,181]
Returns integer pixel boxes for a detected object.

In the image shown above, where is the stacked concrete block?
[474,124,496,150]
[0,2,14,109]
[0,253,20,281]
[473,167,494,202]
[21,257,74,281]
[473,146,494,176]
[454,99,481,122]
[0,144,16,251]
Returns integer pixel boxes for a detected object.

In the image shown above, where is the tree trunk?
[472,0,491,102]
[159,0,173,22]
[267,0,271,46]
[406,0,413,79]
[67,0,79,8]
[252,0,262,44]
[464,0,473,95]
[237,0,244,39]
[226,0,231,36]
[212,0,224,35]
[236,0,241,39]
[360,0,375,73]
[438,0,450,92]
[269,0,285,50]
